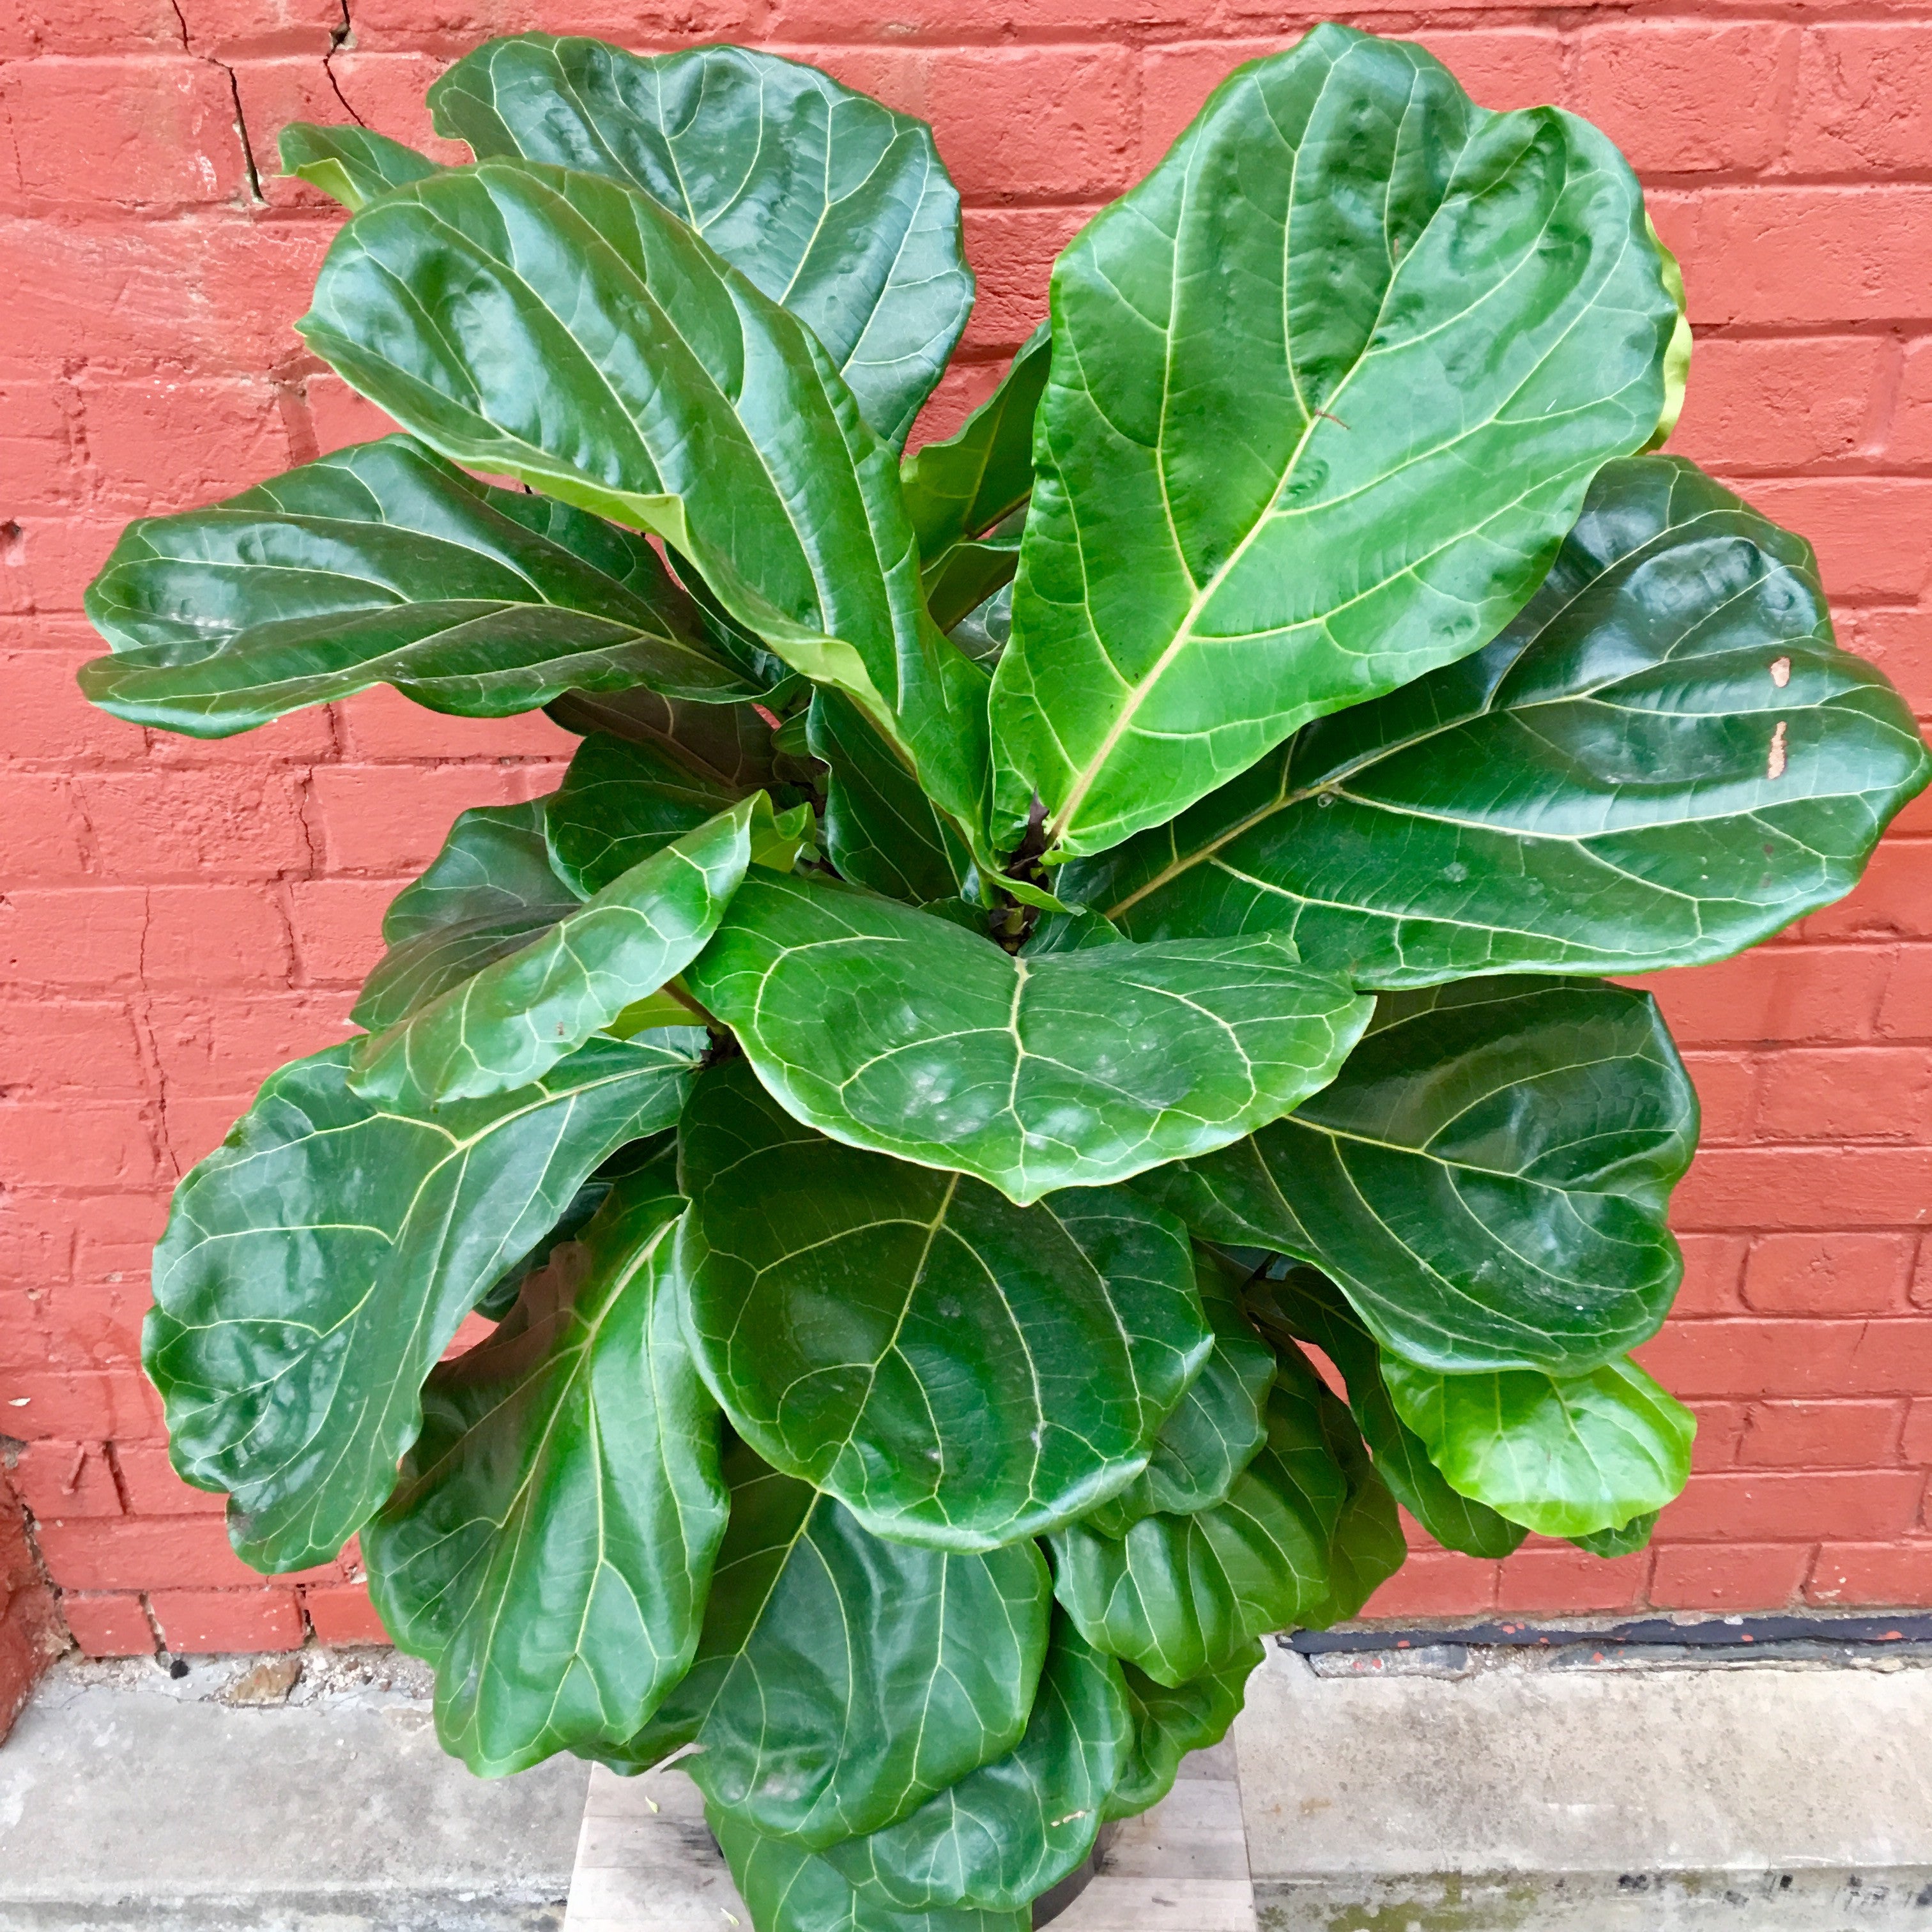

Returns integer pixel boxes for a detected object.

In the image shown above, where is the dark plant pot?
[1031,1821,1119,1927]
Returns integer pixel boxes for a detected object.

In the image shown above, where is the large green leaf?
[279,123,436,210]
[1140,978,1696,1374]
[677,1062,1209,1551]
[348,801,764,1107]
[710,1807,1027,1932]
[298,161,992,844]
[142,1035,702,1572]
[427,35,972,448]
[808,689,973,905]
[988,23,1679,862]
[78,437,751,737]
[1082,1251,1274,1538]
[1298,1359,1407,1626]
[824,1613,1130,1912]
[903,325,1051,631]
[607,1442,1050,1848]
[1049,1356,1348,1687]
[546,685,779,794]
[1103,1643,1262,1824]
[545,732,740,898]
[351,801,581,1034]
[1245,1266,1526,1560]
[1066,459,1932,979]
[684,872,1372,1204]
[361,1156,727,1776]
[1381,1354,1695,1538]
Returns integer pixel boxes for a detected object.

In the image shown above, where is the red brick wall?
[1,0,1928,1659]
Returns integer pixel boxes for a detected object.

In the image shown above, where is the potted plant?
[75,24,1928,1931]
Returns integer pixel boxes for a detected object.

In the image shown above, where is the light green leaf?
[1048,1356,1349,1687]
[824,1613,1130,1912]
[677,1062,1209,1551]
[1139,977,1697,1374]
[606,1441,1051,1849]
[427,35,973,447]
[279,123,436,210]
[684,872,1372,1205]
[1644,216,1692,451]
[349,801,762,1105]
[78,437,752,737]
[362,1155,727,1775]
[1381,1354,1695,1539]
[988,22,1679,862]
[1082,1252,1274,1539]
[1067,459,1932,981]
[298,161,992,845]
[1105,1644,1261,1825]
[141,1034,703,1572]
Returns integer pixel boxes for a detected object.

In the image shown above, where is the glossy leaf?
[1049,1356,1349,1687]
[808,689,973,905]
[362,1156,727,1775]
[677,1062,1209,1551]
[279,123,436,210]
[298,161,992,844]
[824,1613,1130,1912]
[610,1441,1050,1848]
[1082,1252,1275,1538]
[1067,459,1932,981]
[1298,1360,1406,1626]
[546,732,743,899]
[349,801,763,1105]
[1572,1510,1659,1557]
[1381,1354,1695,1539]
[142,1035,702,1572]
[79,436,751,737]
[1104,1643,1262,1824]
[427,34,973,447]
[989,22,1679,862]
[684,872,1372,1204]
[711,1807,1026,1932]
[1139,978,1697,1374]
[1244,1266,1526,1560]
[546,686,779,794]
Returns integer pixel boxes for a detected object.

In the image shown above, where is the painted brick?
[1737,1400,1905,1469]
[1682,1052,1756,1144]
[309,762,566,873]
[1806,1542,1932,1609]
[1797,841,1932,940]
[2,0,189,56]
[1623,947,1895,1047]
[0,1104,160,1191]
[0,774,86,878]
[1845,611,1931,721]
[1788,26,1932,176]
[1742,1233,1916,1316]
[959,206,1085,349]
[59,1590,155,1658]
[1358,1551,1499,1623]
[1750,1047,1932,1142]
[1574,22,1794,172]
[1878,947,1932,1042]
[146,992,357,1096]
[150,1586,305,1653]
[0,889,148,988]
[1905,1400,1932,1466]
[75,769,313,882]
[1673,1234,1749,1319]
[142,885,295,987]
[1721,482,1932,604]
[82,376,293,512]
[1,1002,146,1097]
[1637,1319,1932,1400]
[1658,1470,1924,1542]
[1494,1545,1650,1615]
[33,1514,337,1591]
[1671,1148,1932,1232]
[302,1581,392,1646]
[1668,337,1885,473]
[286,878,396,985]
[1649,1542,1811,1611]
[1889,340,1932,468]
[1690,1402,1749,1471]
[0,641,147,765]
[301,372,402,457]
[338,685,578,764]
[8,1441,121,1520]
[164,1092,259,1170]
[112,1443,227,1517]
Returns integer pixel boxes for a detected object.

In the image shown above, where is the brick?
[286,878,395,985]
[1844,610,1931,721]
[147,992,357,1095]
[0,888,150,987]
[1623,947,1895,1047]
[1690,1402,1748,1471]
[1917,1237,1932,1309]
[1673,1235,1748,1318]
[1878,946,1932,1042]
[1807,1542,1932,1609]
[112,1442,226,1516]
[8,1441,121,1519]
[338,684,578,763]
[0,512,129,617]
[0,1103,160,1190]
[33,1514,339,1591]
[1358,1551,1499,1623]
[1797,841,1932,940]
[309,762,565,873]
[2,0,188,56]
[1667,337,1885,473]
[1,1002,146,1096]
[1723,482,1932,604]
[1788,26,1932,176]
[0,773,85,878]
[1905,1399,1932,1464]
[768,0,1205,35]
[1575,22,1794,174]
[301,1581,392,1646]
[82,375,292,512]
[1658,1469,1924,1542]
[0,642,148,765]
[1649,1542,1811,1611]
[60,1590,155,1657]
[164,1092,257,1170]
[1671,1147,1932,1231]
[960,206,1086,350]
[342,0,762,40]
[1750,1047,1932,1142]
[1681,1052,1755,1144]
[1638,1319,1932,1399]
[75,769,312,882]
[142,884,294,986]
[1494,1544,1649,1616]
[1889,339,1932,468]
[1742,1233,1915,1316]
[300,372,402,457]
[150,1586,305,1653]
[1737,1400,1905,1469]
[0,1369,162,1443]
[46,1275,155,1368]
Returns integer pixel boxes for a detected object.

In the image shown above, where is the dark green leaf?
[710,1806,1027,1932]
[79,437,751,737]
[546,686,779,794]
[362,1155,727,1775]
[824,1613,1130,1912]
[1570,1510,1659,1557]
[427,35,973,447]
[1082,1252,1274,1538]
[949,579,1013,671]
[678,1062,1209,1551]
[1066,459,1932,981]
[1244,1266,1526,1560]
[298,163,992,848]
[1138,978,1696,1374]
[1103,1643,1262,1824]
[684,872,1372,1204]
[544,732,742,899]
[988,23,1680,862]
[349,801,766,1106]
[279,123,436,210]
[1048,1355,1348,1687]
[142,1034,703,1572]
[1381,1354,1695,1539]
[808,689,972,905]
[608,1441,1050,1848]
[1297,1361,1406,1627]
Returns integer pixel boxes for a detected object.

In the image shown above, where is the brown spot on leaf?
[1770,657,1791,688]
[1767,719,1788,780]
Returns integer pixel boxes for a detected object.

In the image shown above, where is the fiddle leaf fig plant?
[77,23,1928,1932]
